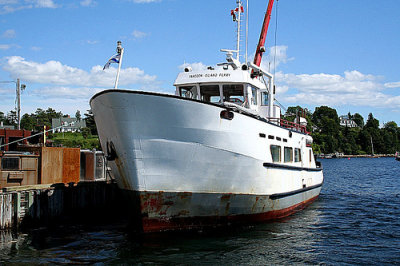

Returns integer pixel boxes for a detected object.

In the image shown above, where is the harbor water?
[1,157,399,264]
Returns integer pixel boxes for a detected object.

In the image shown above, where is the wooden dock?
[0,181,125,230]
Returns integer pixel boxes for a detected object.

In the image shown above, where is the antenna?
[230,1,244,62]
[236,0,241,61]
[245,0,249,63]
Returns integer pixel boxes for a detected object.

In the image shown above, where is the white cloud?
[1,56,159,100]
[260,45,294,73]
[275,70,400,108]
[30,46,41,51]
[384,81,400,88]
[132,30,148,39]
[0,0,57,14]
[178,62,208,72]
[0,1,19,4]
[80,0,96,7]
[131,0,161,3]
[2,29,16,38]
[32,0,57,8]
[86,40,98,45]
[3,56,157,87]
[0,44,12,50]
[31,86,103,99]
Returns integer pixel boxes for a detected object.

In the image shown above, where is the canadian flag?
[230,6,244,21]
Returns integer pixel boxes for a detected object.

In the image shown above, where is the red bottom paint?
[141,195,319,233]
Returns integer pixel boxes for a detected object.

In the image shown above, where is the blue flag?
[103,53,121,70]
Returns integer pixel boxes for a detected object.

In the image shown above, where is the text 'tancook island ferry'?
[90,0,324,233]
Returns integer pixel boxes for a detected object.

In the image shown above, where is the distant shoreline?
[318,154,395,159]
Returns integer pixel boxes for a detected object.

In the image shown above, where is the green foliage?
[84,109,97,135]
[365,113,379,129]
[75,110,81,121]
[310,108,400,155]
[81,127,91,139]
[50,132,100,150]
[352,113,364,127]
[284,106,400,155]
[20,113,36,131]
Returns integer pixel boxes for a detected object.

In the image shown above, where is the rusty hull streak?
[140,195,320,233]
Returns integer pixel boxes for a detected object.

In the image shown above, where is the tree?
[84,109,97,135]
[75,110,81,121]
[384,121,397,133]
[6,110,17,126]
[81,127,91,139]
[352,113,364,128]
[20,113,36,131]
[365,113,379,129]
[0,112,5,123]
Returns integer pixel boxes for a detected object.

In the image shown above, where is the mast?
[253,0,275,67]
[230,1,244,61]
[370,136,375,155]
[245,0,249,63]
[114,41,124,90]
[236,0,242,61]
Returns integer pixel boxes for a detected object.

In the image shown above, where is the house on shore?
[52,117,86,133]
[339,115,358,128]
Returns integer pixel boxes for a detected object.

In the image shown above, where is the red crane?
[253,0,275,67]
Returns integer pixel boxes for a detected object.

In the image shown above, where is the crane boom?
[253,0,275,66]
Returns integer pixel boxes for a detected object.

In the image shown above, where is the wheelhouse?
[174,67,280,121]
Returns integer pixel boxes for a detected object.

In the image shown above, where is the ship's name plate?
[189,73,231,78]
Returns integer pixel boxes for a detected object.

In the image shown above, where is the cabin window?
[309,149,312,162]
[179,86,198,100]
[295,148,302,162]
[200,85,221,103]
[270,145,281,163]
[251,86,258,105]
[261,91,269,106]
[284,147,293,163]
[223,84,244,105]
[1,157,19,170]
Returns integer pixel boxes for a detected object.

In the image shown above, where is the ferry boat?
[90,0,324,233]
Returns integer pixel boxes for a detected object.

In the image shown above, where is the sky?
[0,0,399,125]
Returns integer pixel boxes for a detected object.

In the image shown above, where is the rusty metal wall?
[62,148,80,184]
[84,152,95,181]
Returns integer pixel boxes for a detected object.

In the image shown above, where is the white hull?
[90,90,323,232]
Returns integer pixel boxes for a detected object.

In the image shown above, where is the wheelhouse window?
[284,147,293,163]
[223,84,245,105]
[200,85,221,103]
[251,86,258,105]
[261,91,269,106]
[295,148,302,162]
[179,86,198,100]
[1,157,19,170]
[270,145,281,163]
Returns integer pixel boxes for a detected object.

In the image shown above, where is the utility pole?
[1,79,25,130]
[16,78,20,130]
[15,79,26,130]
